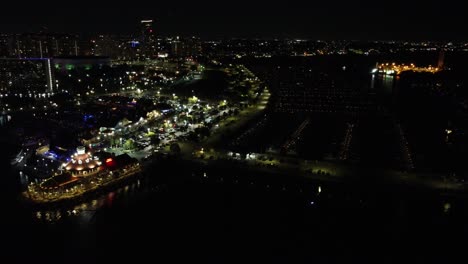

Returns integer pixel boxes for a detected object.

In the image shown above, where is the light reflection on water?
[22,167,467,264]
[33,179,142,222]
[31,170,458,227]
[31,170,327,223]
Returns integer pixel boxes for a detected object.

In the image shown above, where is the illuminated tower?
[141,19,155,43]
[437,49,445,69]
[140,19,156,58]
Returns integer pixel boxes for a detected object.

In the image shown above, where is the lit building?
[171,36,202,58]
[140,19,157,58]
[91,35,121,59]
[0,58,54,94]
[0,112,11,126]
[171,38,183,58]
[62,146,102,177]
[11,32,79,58]
[90,34,140,60]
[52,56,110,71]
[141,20,155,43]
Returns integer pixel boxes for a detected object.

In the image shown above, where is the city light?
[376,62,441,75]
[3,14,466,261]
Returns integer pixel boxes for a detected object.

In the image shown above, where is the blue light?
[83,114,94,122]
[131,41,140,48]
[45,151,58,158]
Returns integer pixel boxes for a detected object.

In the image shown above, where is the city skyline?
[1,1,467,40]
[4,2,468,262]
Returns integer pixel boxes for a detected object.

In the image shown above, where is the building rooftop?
[62,146,102,175]
[41,173,79,189]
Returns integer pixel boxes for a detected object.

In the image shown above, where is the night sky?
[1,1,467,40]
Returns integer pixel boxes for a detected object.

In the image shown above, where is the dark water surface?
[5,165,468,264]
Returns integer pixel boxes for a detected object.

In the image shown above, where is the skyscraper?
[171,36,202,58]
[0,58,54,94]
[141,20,154,43]
[140,19,157,59]
[8,33,79,58]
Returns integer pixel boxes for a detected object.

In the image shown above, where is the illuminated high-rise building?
[0,58,54,94]
[140,19,157,58]
[8,33,79,58]
[91,35,120,59]
[171,36,202,58]
[141,20,155,43]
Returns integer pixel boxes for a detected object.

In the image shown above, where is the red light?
[149,29,153,33]
[106,158,113,164]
